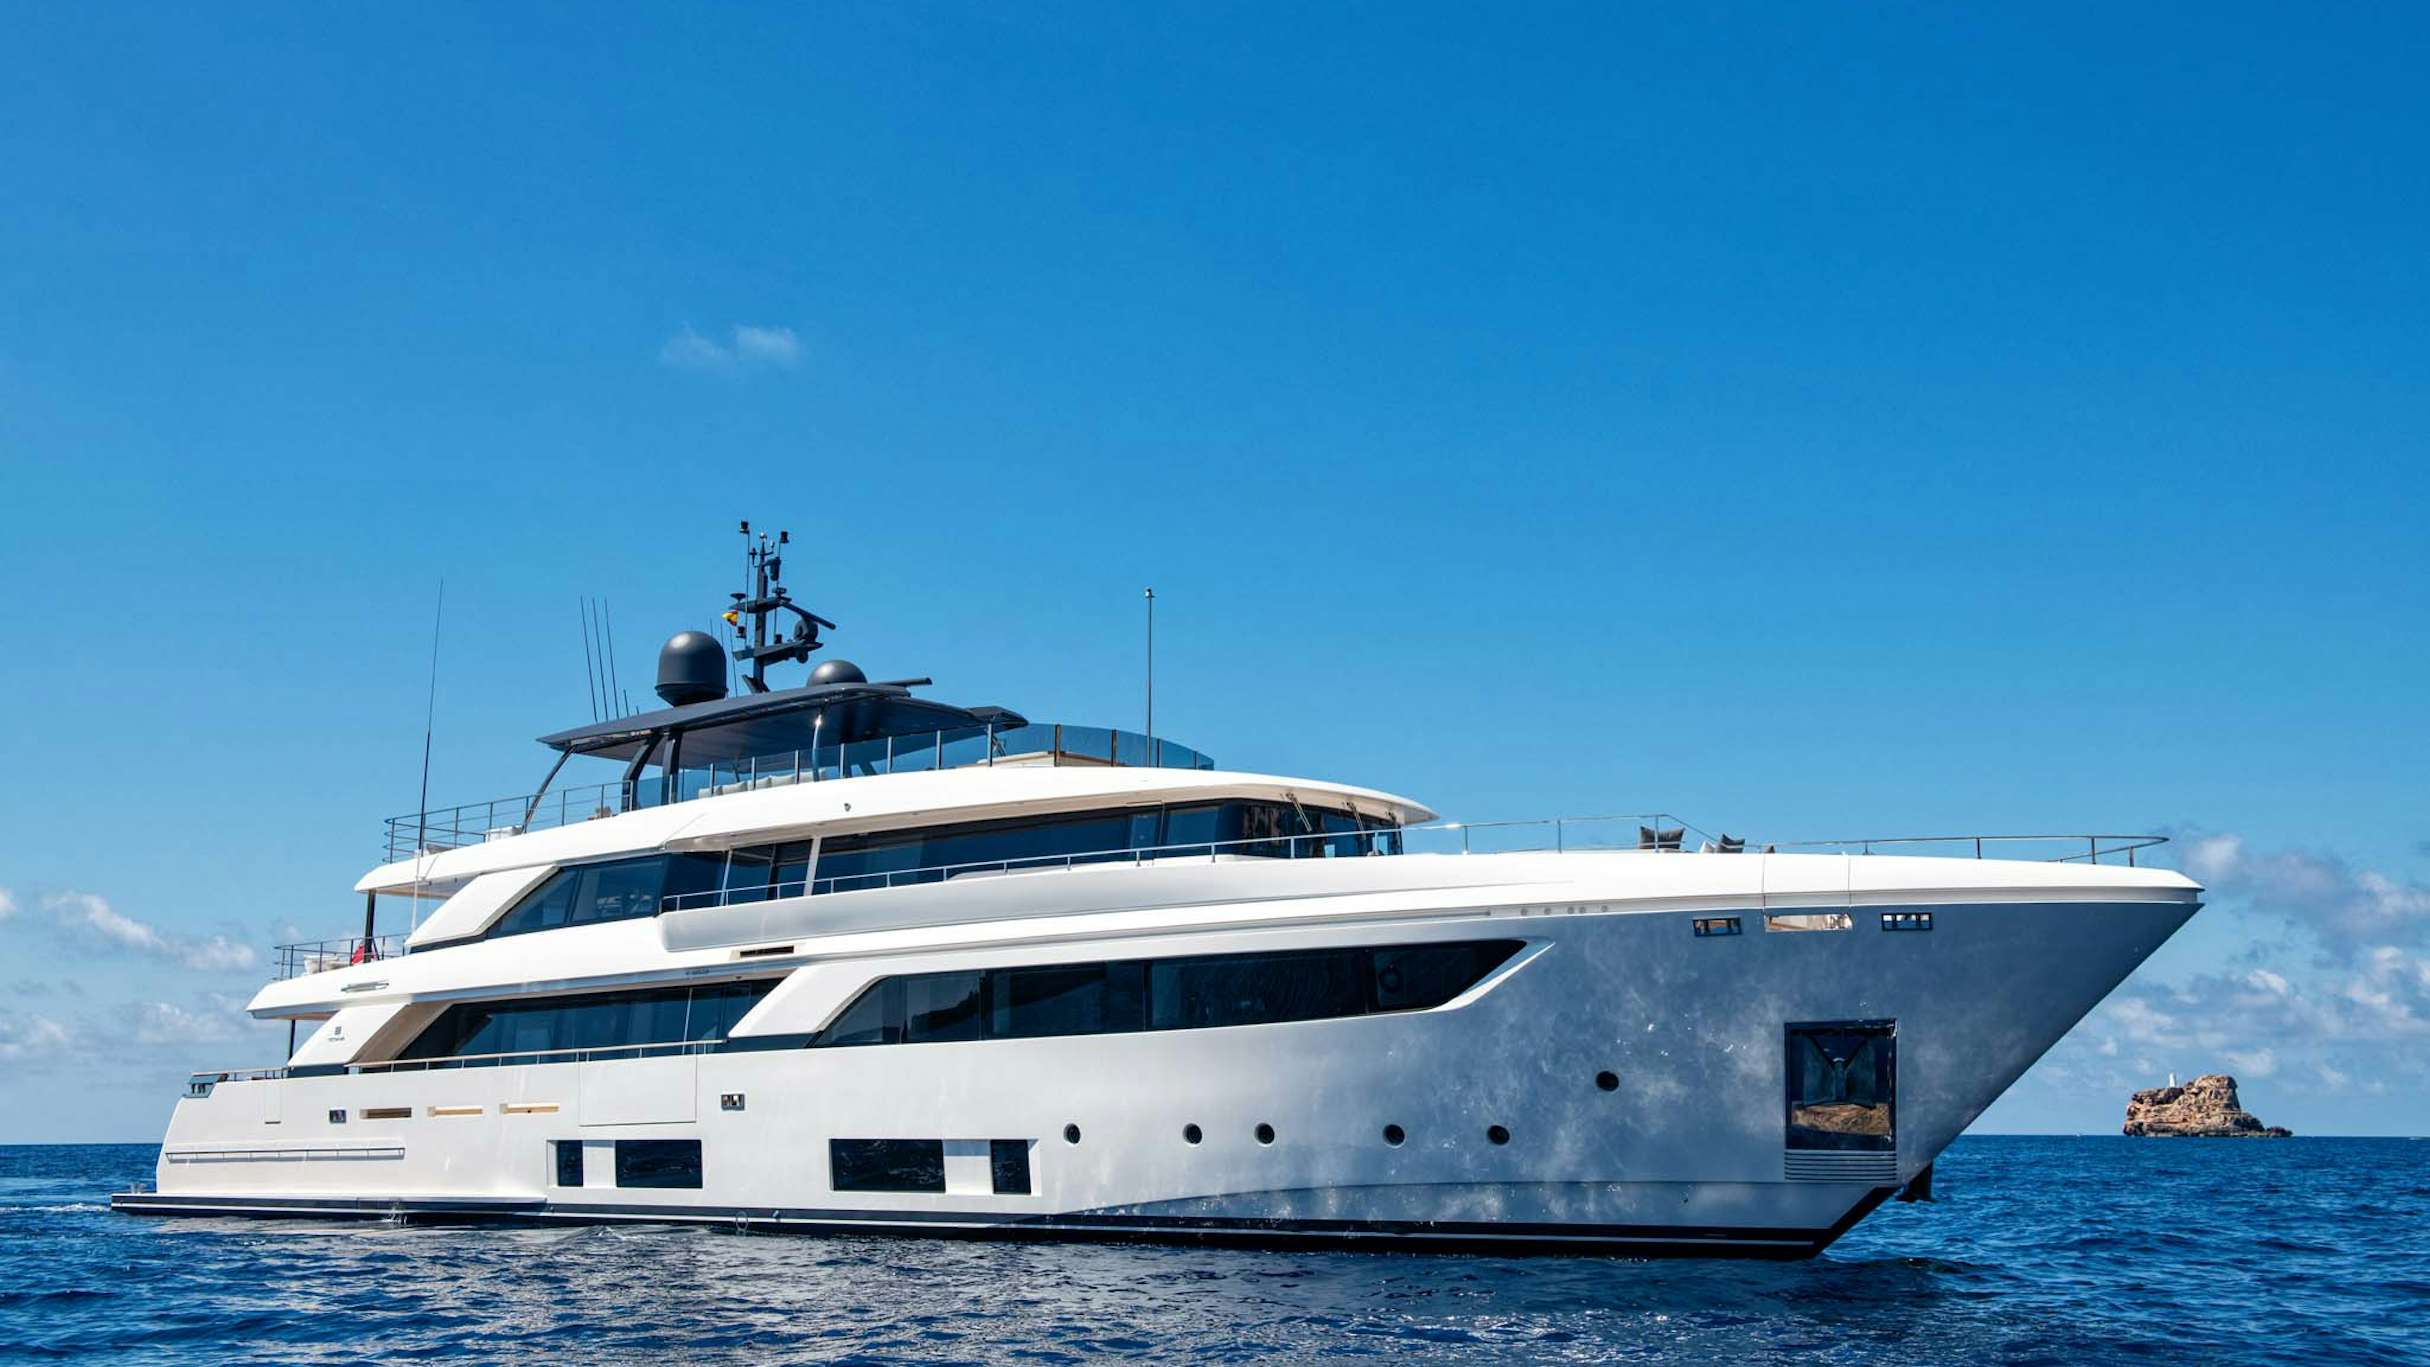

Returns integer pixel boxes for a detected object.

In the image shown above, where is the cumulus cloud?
[2036,834,2430,1104]
[0,1011,72,1060]
[2180,831,2430,961]
[42,892,259,971]
[659,323,802,372]
[132,1000,246,1047]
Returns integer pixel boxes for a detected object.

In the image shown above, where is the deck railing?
[301,817,2170,983]
[185,1038,728,1095]
[272,934,406,981]
[382,721,1216,861]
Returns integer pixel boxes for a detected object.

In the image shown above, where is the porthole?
[1254,1123,1276,1145]
[1595,1070,1619,1092]
[1063,1124,1081,1145]
[1486,1124,1511,1146]
[1382,1124,1405,1147]
[1183,1123,1202,1145]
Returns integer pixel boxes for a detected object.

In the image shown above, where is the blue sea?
[3,1137,2424,1365]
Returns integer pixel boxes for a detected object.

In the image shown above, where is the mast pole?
[1144,587,1155,764]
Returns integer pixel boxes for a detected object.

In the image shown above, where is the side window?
[1785,1021,1896,1152]
[553,1140,584,1187]
[1372,942,1519,1011]
[1148,950,1366,1031]
[990,963,1146,1040]
[821,978,901,1047]
[492,870,581,937]
[487,855,691,940]
[903,973,984,1044]
[989,1139,1032,1195]
[614,1139,702,1189]
[577,860,663,926]
[830,1139,944,1193]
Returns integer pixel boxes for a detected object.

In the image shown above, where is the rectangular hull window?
[613,1139,703,1188]
[1765,912,1853,932]
[831,1138,946,1193]
[989,1139,1032,1195]
[554,1139,584,1187]
[1785,1021,1895,1152]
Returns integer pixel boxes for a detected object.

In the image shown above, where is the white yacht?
[115,530,2201,1256]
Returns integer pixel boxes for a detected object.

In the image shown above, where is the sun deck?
[386,721,1217,860]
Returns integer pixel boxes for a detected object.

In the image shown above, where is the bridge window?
[486,853,726,939]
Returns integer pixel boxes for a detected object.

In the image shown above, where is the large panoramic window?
[1784,1021,1896,1152]
[726,801,1405,899]
[485,853,728,939]
[395,980,778,1064]
[813,939,1523,1048]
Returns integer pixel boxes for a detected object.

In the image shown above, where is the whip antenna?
[413,580,445,864]
[579,598,601,722]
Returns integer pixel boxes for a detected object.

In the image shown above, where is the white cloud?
[0,887,16,922]
[133,1001,244,1047]
[659,323,803,372]
[2026,833,2430,1109]
[43,892,258,971]
[2179,830,2430,960]
[731,324,801,366]
[0,1011,72,1060]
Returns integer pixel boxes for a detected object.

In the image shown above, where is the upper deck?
[384,720,1216,861]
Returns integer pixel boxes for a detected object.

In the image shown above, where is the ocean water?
[2,1137,2424,1365]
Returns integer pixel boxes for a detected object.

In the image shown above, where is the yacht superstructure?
[114,530,2200,1256]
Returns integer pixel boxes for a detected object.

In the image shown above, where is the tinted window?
[737,802,1407,898]
[554,1140,584,1187]
[398,980,778,1062]
[487,854,726,939]
[1785,1022,1896,1152]
[830,1139,944,1193]
[990,962,1146,1039]
[905,972,984,1044]
[814,941,1521,1047]
[1371,942,1515,1011]
[1150,950,1367,1031]
[989,1139,1032,1195]
[820,978,900,1048]
[615,1139,702,1188]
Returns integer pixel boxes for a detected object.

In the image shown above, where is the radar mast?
[723,520,838,694]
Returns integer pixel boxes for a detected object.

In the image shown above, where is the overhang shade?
[536,681,1027,765]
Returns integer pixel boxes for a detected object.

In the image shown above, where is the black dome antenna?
[723,520,839,693]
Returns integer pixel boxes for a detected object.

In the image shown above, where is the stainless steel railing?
[272,934,406,981]
[382,722,1217,860]
[185,1038,729,1094]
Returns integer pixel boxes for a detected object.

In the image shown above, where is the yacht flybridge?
[116,528,2201,1257]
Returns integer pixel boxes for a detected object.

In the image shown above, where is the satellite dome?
[808,658,867,687]
[655,631,728,706]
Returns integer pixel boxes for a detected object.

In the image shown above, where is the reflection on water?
[3,1137,2425,1364]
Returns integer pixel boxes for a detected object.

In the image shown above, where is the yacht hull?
[115,893,2193,1258]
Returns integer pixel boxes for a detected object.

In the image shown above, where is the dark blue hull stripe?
[107,1189,1893,1259]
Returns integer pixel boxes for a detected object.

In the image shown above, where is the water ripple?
[1,1139,2424,1364]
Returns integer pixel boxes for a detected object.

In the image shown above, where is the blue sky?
[1,6,2424,1140]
